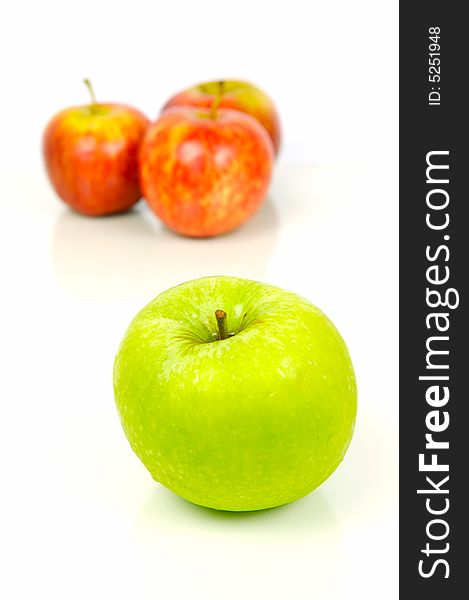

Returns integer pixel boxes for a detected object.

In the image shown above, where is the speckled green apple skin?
[113,277,357,511]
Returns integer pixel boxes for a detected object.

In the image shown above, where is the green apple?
[113,276,357,511]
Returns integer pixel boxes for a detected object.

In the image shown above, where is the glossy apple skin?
[43,104,149,216]
[139,107,274,237]
[163,80,281,155]
[113,276,357,512]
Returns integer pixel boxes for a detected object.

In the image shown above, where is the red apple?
[43,80,150,216]
[139,103,274,238]
[162,80,281,156]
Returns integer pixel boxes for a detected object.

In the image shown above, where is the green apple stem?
[215,309,228,340]
[83,78,97,105]
[210,81,225,120]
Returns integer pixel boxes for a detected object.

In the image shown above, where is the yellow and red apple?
[162,80,281,156]
[139,102,274,238]
[43,80,149,216]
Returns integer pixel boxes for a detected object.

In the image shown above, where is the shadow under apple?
[50,199,280,301]
[134,483,345,597]
[136,483,340,542]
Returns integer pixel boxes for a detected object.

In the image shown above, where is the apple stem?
[210,81,225,120]
[83,78,97,105]
[215,309,228,340]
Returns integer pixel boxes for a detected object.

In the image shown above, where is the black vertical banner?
[400,2,467,597]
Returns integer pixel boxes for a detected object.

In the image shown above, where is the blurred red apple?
[139,100,274,238]
[162,80,281,156]
[43,80,149,216]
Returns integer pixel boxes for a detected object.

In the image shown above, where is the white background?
[1,1,398,598]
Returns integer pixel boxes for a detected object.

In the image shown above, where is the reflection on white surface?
[137,482,339,539]
[51,199,279,299]
[136,486,345,599]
